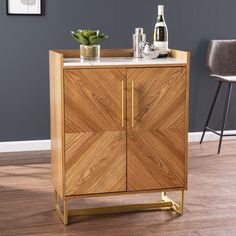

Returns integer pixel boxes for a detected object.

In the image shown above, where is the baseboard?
[0,140,51,153]
[0,130,235,153]
[188,130,236,142]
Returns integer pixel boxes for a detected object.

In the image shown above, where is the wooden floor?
[0,141,236,236]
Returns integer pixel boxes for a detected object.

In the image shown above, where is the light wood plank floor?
[0,141,236,236]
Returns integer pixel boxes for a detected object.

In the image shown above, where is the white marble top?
[63,57,187,67]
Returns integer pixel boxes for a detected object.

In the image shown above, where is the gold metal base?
[54,190,184,225]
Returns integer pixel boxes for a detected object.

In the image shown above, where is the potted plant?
[71,29,108,60]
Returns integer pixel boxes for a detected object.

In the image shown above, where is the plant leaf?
[71,31,89,45]
[82,30,97,39]
[71,29,108,45]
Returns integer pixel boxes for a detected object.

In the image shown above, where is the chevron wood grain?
[127,67,187,191]
[50,49,189,203]
[64,69,127,195]
[64,69,126,133]
[49,49,190,225]
[65,131,126,195]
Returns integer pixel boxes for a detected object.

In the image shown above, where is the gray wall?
[0,0,236,141]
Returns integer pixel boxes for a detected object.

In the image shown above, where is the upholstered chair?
[200,40,236,154]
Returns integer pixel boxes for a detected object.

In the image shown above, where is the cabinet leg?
[53,190,185,224]
[54,190,69,225]
[161,190,184,215]
[63,199,69,225]
[180,190,184,214]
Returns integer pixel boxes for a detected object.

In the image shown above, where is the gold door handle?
[121,80,124,128]
[132,80,135,128]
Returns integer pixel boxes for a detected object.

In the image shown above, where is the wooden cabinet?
[49,49,190,224]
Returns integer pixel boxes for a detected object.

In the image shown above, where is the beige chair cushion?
[210,74,236,83]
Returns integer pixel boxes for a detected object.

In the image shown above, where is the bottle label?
[154,41,168,55]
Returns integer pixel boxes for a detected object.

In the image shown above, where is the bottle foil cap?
[158,5,164,14]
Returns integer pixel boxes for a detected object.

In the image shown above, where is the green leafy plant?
[71,29,108,45]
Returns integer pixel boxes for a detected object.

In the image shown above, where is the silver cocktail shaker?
[133,28,146,58]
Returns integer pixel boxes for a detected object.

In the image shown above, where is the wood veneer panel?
[127,67,187,191]
[64,69,127,195]
[49,51,65,198]
[169,49,188,61]
[65,131,126,195]
[64,69,126,133]
[185,52,190,188]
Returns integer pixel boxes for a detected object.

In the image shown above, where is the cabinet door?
[127,67,187,191]
[64,69,126,195]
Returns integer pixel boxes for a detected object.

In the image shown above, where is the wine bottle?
[154,5,169,58]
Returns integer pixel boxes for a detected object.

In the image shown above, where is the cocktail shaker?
[133,28,146,58]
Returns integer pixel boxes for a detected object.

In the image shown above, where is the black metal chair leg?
[200,81,222,144]
[218,83,233,154]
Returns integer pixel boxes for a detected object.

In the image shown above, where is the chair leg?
[200,81,222,144]
[218,83,233,154]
